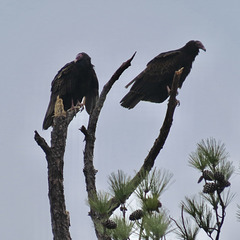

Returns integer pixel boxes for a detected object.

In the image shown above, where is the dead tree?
[34,52,182,239]
[34,96,79,240]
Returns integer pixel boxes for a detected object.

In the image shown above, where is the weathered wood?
[34,98,80,240]
[81,53,136,239]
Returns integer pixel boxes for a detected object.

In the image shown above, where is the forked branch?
[82,62,183,239]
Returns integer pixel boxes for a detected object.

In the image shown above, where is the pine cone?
[203,170,214,180]
[203,183,217,194]
[198,170,213,183]
[129,209,144,221]
[214,171,225,182]
[216,180,231,193]
[102,219,117,229]
[224,181,231,187]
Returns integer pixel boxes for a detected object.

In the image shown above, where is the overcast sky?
[1,0,240,239]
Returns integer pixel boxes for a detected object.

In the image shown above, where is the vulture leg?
[68,99,84,115]
[77,99,85,112]
[166,85,171,95]
[167,85,179,96]
[82,96,86,106]
[166,85,180,106]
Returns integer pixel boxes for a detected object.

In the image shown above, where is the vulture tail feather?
[120,92,142,109]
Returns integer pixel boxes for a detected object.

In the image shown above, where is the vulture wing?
[84,68,99,114]
[43,62,75,130]
[120,50,181,109]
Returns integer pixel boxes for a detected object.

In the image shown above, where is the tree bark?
[34,100,80,240]
[80,53,136,239]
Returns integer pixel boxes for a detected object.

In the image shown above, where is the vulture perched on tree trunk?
[43,52,99,130]
[120,40,206,109]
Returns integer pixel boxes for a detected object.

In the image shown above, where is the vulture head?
[185,40,206,54]
[74,52,91,63]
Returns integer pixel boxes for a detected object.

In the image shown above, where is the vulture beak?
[196,41,206,52]
[201,45,206,52]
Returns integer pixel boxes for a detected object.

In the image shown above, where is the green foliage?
[175,138,235,240]
[142,195,162,213]
[182,196,215,232]
[217,159,234,181]
[143,212,171,240]
[108,170,132,204]
[189,138,230,172]
[88,191,111,216]
[111,217,134,240]
[128,168,173,239]
[89,138,236,240]
[202,188,235,208]
[136,168,173,200]
[200,192,219,210]
[174,216,199,240]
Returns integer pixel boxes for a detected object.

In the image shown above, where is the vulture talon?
[167,85,171,95]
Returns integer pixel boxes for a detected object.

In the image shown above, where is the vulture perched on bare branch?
[120,40,206,109]
[43,52,99,130]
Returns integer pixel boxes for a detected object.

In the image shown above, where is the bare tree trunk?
[34,99,79,240]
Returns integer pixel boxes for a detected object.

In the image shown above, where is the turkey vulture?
[43,52,99,130]
[120,40,206,109]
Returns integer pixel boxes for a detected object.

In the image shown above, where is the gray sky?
[1,0,239,239]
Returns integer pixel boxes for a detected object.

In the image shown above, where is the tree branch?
[108,67,183,214]
[34,130,51,156]
[170,206,191,240]
[81,53,136,239]
[215,191,226,240]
